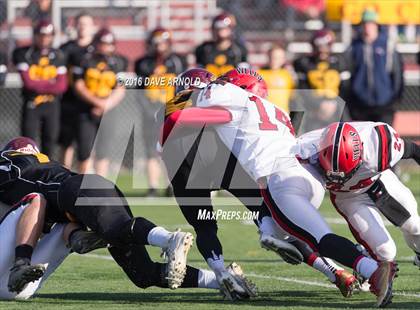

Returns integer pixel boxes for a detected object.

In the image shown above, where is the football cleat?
[227,262,258,298]
[259,233,303,265]
[334,269,358,298]
[68,229,109,254]
[163,229,194,289]
[8,258,46,293]
[217,262,257,300]
[414,254,420,269]
[368,261,398,308]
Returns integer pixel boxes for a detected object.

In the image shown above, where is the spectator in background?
[293,29,350,133]
[59,12,95,169]
[12,20,67,157]
[135,28,186,197]
[347,9,403,125]
[195,12,247,76]
[73,28,127,176]
[0,50,7,86]
[24,0,52,24]
[259,43,296,113]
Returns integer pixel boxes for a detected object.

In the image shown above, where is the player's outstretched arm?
[402,138,420,165]
[167,107,232,127]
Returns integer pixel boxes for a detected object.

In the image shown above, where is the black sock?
[130,217,157,245]
[15,244,33,262]
[318,233,362,268]
[180,265,200,288]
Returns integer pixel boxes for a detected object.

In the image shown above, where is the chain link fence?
[0,0,419,157]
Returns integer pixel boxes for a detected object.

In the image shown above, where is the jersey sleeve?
[12,47,28,71]
[296,128,324,161]
[196,82,234,109]
[372,123,404,171]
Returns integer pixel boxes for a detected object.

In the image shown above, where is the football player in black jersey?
[58,11,95,169]
[12,20,68,157]
[195,12,247,76]
[293,29,351,133]
[0,137,234,292]
[73,28,127,176]
[134,28,187,197]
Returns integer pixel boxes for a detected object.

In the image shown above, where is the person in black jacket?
[195,12,247,76]
[293,29,350,133]
[73,28,127,176]
[12,20,68,157]
[134,28,186,197]
[59,11,95,169]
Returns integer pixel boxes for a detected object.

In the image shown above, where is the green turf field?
[1,171,419,310]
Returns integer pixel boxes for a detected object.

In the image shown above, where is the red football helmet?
[2,137,40,154]
[318,122,363,184]
[175,68,216,94]
[218,68,268,99]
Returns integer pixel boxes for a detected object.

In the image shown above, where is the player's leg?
[13,223,70,300]
[7,194,49,294]
[40,102,60,157]
[164,129,257,298]
[332,193,397,262]
[108,243,251,299]
[76,113,96,173]
[21,104,40,144]
[223,154,304,264]
[58,174,193,288]
[262,161,397,306]
[372,170,420,265]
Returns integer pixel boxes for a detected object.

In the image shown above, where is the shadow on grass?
[35,290,420,308]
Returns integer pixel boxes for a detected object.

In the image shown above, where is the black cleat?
[69,229,108,254]
[8,258,46,294]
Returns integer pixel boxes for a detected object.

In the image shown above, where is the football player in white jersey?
[296,122,420,271]
[188,68,397,307]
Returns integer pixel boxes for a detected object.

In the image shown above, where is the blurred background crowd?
[0,0,419,196]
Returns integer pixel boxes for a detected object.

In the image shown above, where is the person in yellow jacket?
[259,44,296,113]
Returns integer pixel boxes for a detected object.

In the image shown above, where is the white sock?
[147,226,172,248]
[309,255,338,283]
[198,269,219,289]
[206,252,225,274]
[356,257,379,279]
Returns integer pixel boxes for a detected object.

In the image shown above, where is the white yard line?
[80,253,420,299]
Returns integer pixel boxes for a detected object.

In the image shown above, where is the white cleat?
[163,229,194,289]
[217,263,257,301]
[259,233,303,265]
[227,262,258,298]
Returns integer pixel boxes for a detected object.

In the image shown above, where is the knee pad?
[401,216,420,236]
[375,240,397,262]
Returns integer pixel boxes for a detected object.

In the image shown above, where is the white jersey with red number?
[196,82,296,180]
[297,121,405,195]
